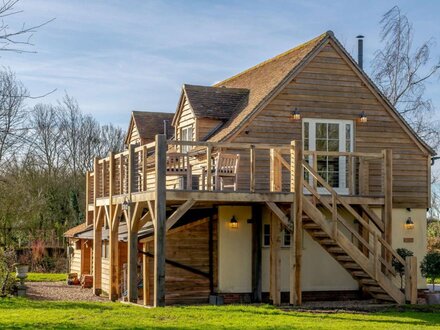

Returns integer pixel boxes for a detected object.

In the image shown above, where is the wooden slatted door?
[303,119,353,195]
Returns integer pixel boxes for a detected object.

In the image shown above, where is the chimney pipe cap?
[356,35,364,39]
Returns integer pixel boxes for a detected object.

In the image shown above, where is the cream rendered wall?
[218,206,252,293]
[261,207,358,292]
[391,208,427,289]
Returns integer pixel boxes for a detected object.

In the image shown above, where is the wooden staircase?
[293,154,417,305]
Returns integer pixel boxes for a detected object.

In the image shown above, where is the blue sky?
[1,0,440,129]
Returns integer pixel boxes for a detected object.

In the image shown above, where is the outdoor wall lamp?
[229,216,238,229]
[405,217,415,230]
[290,108,301,121]
[358,111,368,123]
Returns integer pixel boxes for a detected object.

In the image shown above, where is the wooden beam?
[92,206,103,295]
[206,146,212,191]
[293,140,303,306]
[147,200,155,225]
[166,199,195,231]
[251,205,262,302]
[143,242,150,306]
[383,149,393,246]
[154,134,167,307]
[269,213,281,305]
[405,256,417,304]
[266,201,290,230]
[127,201,143,303]
[250,145,256,193]
[289,203,295,305]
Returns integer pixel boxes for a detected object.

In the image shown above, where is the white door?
[303,119,353,195]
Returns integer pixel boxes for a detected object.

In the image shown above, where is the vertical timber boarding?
[154,134,167,307]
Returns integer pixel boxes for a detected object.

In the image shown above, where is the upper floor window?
[180,125,194,153]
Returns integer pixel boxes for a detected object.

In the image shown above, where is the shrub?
[420,251,440,291]
[0,248,17,296]
[392,248,414,289]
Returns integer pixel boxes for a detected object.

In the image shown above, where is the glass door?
[303,119,353,194]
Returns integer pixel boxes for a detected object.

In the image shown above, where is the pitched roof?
[207,32,330,142]
[125,111,174,144]
[183,84,249,120]
[202,31,434,155]
[63,222,92,238]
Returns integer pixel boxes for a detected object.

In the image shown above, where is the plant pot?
[14,264,29,284]
[426,292,440,305]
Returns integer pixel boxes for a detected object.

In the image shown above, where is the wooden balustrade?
[294,140,416,304]
[88,138,389,203]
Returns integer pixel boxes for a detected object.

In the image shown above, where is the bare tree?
[0,0,54,53]
[29,104,63,174]
[0,68,27,166]
[372,6,440,151]
[98,124,125,156]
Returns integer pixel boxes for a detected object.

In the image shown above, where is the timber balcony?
[85,136,392,210]
[86,135,417,306]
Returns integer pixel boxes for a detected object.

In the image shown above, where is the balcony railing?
[85,137,391,204]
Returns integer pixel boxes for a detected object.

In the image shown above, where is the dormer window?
[180,125,194,153]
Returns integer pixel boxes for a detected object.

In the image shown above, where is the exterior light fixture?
[358,111,367,123]
[229,216,238,229]
[405,217,414,230]
[122,199,130,211]
[290,108,301,121]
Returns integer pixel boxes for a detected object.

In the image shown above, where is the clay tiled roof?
[183,84,249,120]
[208,32,330,142]
[130,111,174,143]
[63,222,92,238]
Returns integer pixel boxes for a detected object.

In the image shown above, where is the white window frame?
[262,223,291,248]
[302,118,354,195]
[180,125,194,153]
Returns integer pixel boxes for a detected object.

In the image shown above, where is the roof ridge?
[183,83,249,92]
[214,32,329,87]
[132,110,173,115]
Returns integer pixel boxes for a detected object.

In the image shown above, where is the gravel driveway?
[26,281,107,302]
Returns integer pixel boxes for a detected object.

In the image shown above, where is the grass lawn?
[26,273,66,282]
[1,299,440,329]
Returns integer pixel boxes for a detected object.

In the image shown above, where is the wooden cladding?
[234,42,430,208]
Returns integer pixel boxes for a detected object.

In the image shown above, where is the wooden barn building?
[65,31,434,307]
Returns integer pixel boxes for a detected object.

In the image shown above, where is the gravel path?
[26,281,107,302]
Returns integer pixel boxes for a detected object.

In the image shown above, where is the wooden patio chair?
[214,153,240,191]
[166,152,192,189]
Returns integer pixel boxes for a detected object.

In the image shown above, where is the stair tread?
[342,263,362,270]
[327,247,346,254]
[335,256,353,262]
[351,271,370,278]
[373,293,395,302]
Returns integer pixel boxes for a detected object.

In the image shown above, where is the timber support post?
[292,140,303,305]
[383,149,393,246]
[154,134,167,307]
[126,144,139,303]
[143,242,150,305]
[92,157,102,295]
[405,256,418,304]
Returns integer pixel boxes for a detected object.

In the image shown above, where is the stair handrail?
[301,159,402,278]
